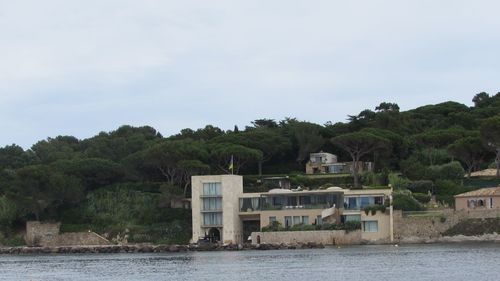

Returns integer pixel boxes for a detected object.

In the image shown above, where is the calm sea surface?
[0,243,499,281]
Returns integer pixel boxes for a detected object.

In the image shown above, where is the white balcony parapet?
[321,205,336,219]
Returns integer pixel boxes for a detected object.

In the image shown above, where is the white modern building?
[191,175,393,244]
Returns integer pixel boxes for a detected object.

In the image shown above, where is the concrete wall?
[360,211,391,242]
[191,175,244,244]
[252,230,361,245]
[222,176,244,244]
[393,209,500,242]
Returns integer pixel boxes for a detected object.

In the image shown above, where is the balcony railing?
[200,195,222,198]
[201,209,222,213]
[258,204,334,211]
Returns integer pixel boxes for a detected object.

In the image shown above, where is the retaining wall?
[25,221,61,246]
[393,209,500,242]
[43,232,111,247]
[25,221,111,246]
[251,230,361,245]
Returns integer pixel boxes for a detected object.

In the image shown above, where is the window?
[346,197,358,209]
[360,197,372,208]
[478,199,485,207]
[203,198,222,211]
[302,216,309,224]
[316,195,327,204]
[316,215,323,225]
[374,196,383,205]
[287,196,297,207]
[203,212,222,226]
[345,215,361,222]
[293,216,301,225]
[299,196,311,205]
[203,182,221,196]
[272,196,283,206]
[284,216,292,227]
[362,221,378,232]
[490,198,493,208]
[269,216,276,223]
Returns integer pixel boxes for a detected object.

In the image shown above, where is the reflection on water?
[1,243,500,281]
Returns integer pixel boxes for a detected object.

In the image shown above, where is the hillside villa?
[305,151,373,174]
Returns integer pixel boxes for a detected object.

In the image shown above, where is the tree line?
[0,92,499,243]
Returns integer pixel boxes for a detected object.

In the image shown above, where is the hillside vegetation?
[0,92,499,245]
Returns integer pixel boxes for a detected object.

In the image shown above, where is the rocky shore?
[0,241,325,255]
[398,233,500,244]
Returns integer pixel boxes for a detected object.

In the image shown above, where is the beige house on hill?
[454,186,500,210]
[191,175,392,245]
[306,152,373,174]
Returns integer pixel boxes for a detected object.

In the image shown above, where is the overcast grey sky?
[1,0,499,148]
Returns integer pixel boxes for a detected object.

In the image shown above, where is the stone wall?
[25,221,111,247]
[25,221,61,246]
[43,232,111,247]
[251,230,361,245]
[393,209,500,243]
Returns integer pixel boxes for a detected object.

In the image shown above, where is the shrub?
[0,196,17,228]
[413,193,431,204]
[388,173,411,189]
[319,222,361,232]
[438,161,465,180]
[427,161,465,181]
[363,205,387,215]
[408,180,433,194]
[361,172,388,186]
[400,157,428,180]
[392,191,424,211]
[288,174,354,189]
[290,223,316,231]
[343,221,361,233]
[434,180,470,204]
[261,221,284,232]
[0,234,25,247]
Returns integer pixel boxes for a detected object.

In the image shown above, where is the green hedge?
[393,191,424,211]
[363,205,387,215]
[261,221,361,233]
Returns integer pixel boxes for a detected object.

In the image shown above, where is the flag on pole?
[228,155,234,174]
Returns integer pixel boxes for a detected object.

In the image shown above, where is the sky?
[1,0,500,148]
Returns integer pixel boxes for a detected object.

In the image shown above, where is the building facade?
[454,186,500,211]
[305,152,373,174]
[191,175,393,244]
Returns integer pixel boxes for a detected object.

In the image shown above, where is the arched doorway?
[208,228,221,243]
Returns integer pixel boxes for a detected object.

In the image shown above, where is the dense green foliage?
[443,218,500,236]
[0,93,499,245]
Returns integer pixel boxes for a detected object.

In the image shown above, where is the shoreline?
[1,234,500,254]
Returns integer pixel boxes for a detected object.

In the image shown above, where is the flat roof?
[239,187,392,198]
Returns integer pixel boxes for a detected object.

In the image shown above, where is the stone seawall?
[0,242,325,255]
[24,221,111,247]
[43,232,111,247]
[251,230,362,245]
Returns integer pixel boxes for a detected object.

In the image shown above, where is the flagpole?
[230,155,234,175]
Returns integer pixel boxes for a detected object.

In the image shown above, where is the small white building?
[306,151,373,174]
